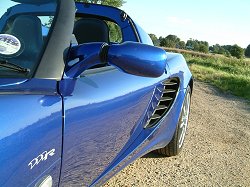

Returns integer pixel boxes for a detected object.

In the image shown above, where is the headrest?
[7,15,43,69]
[73,18,109,44]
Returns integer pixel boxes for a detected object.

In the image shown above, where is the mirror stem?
[66,42,107,78]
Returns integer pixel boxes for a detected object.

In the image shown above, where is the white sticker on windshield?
[0,34,21,56]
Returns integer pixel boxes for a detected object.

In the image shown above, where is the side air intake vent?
[144,78,179,128]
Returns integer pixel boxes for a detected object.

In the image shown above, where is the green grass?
[184,54,250,100]
[163,48,250,100]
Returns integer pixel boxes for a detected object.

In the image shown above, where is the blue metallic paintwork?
[166,52,193,89]
[59,68,171,186]
[0,79,58,94]
[67,42,167,78]
[0,79,62,187]
[0,2,193,187]
[0,79,28,87]
[66,43,104,78]
[92,89,186,186]
[59,3,193,187]
[107,42,167,77]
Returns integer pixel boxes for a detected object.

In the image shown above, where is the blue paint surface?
[0,79,62,187]
[0,1,192,186]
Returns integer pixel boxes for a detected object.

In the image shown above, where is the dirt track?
[104,81,250,187]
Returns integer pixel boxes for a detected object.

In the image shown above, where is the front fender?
[166,52,192,90]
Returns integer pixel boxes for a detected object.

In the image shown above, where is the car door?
[60,67,167,186]
[0,0,75,186]
[59,3,169,186]
[0,79,63,187]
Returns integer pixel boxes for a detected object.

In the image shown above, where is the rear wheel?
[157,86,191,156]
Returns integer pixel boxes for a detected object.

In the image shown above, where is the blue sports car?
[0,0,193,186]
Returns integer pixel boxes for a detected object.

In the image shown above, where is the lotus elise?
[0,0,193,186]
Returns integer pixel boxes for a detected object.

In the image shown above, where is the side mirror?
[66,42,167,78]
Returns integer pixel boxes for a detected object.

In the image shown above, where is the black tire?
[156,86,191,156]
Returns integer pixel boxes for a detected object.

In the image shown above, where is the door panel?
[0,79,62,187]
[60,68,165,186]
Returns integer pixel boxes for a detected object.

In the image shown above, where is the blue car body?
[0,0,193,186]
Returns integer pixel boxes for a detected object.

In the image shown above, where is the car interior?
[2,15,43,72]
[73,18,110,44]
[73,17,111,69]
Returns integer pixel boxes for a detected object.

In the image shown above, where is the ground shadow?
[142,151,169,159]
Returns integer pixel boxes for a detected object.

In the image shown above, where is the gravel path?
[104,81,250,187]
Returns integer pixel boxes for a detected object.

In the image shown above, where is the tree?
[166,35,180,44]
[245,44,250,58]
[186,39,194,50]
[225,50,231,57]
[178,41,186,49]
[159,37,167,47]
[210,44,220,53]
[160,38,175,48]
[193,40,200,51]
[165,40,176,48]
[186,39,199,51]
[203,41,209,48]
[75,0,125,7]
[186,39,209,53]
[229,44,244,59]
[107,21,122,42]
[210,44,232,55]
[159,34,180,48]
[199,44,209,53]
[218,47,226,54]
[149,34,160,46]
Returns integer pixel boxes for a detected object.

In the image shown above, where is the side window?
[74,18,123,44]
[73,18,123,69]
[106,21,122,43]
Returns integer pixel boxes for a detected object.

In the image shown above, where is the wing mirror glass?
[66,42,167,78]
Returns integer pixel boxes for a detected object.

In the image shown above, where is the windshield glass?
[0,0,58,78]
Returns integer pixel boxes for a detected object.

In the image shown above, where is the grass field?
[164,48,250,100]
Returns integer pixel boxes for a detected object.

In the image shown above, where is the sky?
[121,0,250,48]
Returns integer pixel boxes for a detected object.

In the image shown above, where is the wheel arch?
[189,77,194,94]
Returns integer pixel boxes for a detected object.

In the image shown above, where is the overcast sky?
[122,0,250,48]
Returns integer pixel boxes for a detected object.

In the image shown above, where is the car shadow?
[142,151,168,159]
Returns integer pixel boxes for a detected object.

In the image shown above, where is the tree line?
[149,34,250,59]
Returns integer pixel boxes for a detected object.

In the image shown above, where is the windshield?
[0,0,58,78]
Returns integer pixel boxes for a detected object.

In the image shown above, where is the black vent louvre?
[144,78,180,128]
